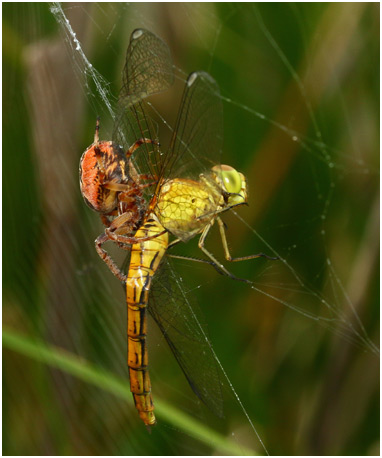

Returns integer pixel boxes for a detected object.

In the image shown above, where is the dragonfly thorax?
[155,165,248,242]
[155,177,218,241]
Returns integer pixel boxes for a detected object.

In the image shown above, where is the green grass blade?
[3,328,257,455]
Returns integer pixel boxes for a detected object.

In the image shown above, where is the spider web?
[3,2,379,456]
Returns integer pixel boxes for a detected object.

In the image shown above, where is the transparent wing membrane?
[120,29,174,107]
[112,29,174,195]
[113,31,224,206]
[148,260,224,417]
[163,71,223,181]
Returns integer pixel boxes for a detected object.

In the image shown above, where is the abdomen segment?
[126,216,168,425]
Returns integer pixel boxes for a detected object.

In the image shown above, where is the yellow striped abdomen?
[126,215,168,425]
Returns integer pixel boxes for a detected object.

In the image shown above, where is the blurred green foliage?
[3,3,379,456]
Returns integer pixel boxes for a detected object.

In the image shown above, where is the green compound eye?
[212,165,242,194]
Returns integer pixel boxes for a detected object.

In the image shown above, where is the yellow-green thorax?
[155,164,247,241]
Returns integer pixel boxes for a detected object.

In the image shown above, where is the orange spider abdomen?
[79,141,125,214]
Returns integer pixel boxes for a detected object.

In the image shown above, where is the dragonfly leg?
[167,253,226,273]
[198,222,241,280]
[168,238,228,274]
[217,217,279,262]
[95,232,127,282]
[167,238,182,249]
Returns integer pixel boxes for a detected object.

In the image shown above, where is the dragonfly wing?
[160,71,223,182]
[119,28,174,107]
[148,259,224,418]
[113,29,174,184]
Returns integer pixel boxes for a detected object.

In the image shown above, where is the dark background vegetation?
[3,3,379,455]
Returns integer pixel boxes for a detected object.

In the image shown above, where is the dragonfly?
[79,28,276,426]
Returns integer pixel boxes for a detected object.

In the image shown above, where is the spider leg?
[125,138,159,158]
[95,231,128,282]
[105,227,166,245]
[96,211,166,276]
[95,211,138,282]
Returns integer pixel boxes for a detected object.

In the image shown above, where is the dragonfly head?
[211,165,248,208]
